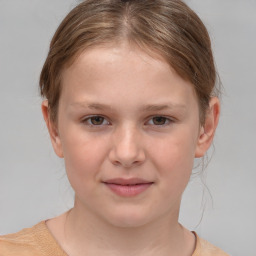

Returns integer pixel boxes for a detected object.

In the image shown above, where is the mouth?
[102,178,154,197]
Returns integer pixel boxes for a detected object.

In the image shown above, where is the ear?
[195,97,220,158]
[41,100,64,158]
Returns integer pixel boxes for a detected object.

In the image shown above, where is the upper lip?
[103,178,153,185]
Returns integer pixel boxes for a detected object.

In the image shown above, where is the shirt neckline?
[39,220,200,256]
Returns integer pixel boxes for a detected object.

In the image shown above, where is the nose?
[108,124,146,168]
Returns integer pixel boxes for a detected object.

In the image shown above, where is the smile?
[103,178,154,197]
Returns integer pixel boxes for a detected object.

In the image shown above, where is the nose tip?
[108,129,145,168]
[109,144,145,168]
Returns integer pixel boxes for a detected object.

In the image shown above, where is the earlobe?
[41,100,64,158]
[195,97,220,158]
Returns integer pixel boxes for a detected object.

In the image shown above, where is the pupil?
[92,116,103,125]
[153,117,166,125]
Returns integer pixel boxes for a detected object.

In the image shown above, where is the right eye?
[82,116,109,126]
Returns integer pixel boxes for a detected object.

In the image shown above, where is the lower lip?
[104,183,153,197]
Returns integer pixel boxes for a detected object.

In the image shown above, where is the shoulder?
[0,222,43,256]
[193,232,230,256]
[0,221,67,256]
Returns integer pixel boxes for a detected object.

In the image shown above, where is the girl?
[0,0,229,255]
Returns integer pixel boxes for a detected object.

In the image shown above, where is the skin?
[42,44,220,256]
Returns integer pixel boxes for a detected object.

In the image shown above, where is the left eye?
[83,116,109,126]
[147,116,170,126]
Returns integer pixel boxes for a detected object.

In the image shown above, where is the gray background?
[0,1,255,255]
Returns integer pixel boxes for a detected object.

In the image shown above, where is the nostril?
[113,160,121,166]
[114,160,143,169]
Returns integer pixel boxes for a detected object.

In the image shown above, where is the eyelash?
[82,115,110,126]
[147,116,172,126]
[81,115,174,128]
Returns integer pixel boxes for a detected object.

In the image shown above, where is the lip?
[103,177,153,185]
[103,178,154,197]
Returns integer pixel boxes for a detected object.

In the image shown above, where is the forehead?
[60,45,198,112]
[63,44,172,82]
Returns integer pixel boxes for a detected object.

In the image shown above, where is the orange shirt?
[0,221,229,256]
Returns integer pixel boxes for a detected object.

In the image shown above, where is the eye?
[83,116,109,126]
[147,116,171,126]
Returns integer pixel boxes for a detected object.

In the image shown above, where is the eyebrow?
[140,104,186,111]
[70,102,113,110]
[70,102,186,111]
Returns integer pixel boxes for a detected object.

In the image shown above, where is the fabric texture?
[0,221,229,256]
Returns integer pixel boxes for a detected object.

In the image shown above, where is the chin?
[101,207,154,229]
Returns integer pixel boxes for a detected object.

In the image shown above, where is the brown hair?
[40,0,219,124]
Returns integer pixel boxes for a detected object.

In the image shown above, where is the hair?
[40,0,219,124]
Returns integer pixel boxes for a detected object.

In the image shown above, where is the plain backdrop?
[0,1,256,255]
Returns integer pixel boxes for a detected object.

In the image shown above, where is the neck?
[57,200,195,256]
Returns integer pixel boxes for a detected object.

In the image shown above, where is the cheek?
[60,129,108,190]
[150,130,197,191]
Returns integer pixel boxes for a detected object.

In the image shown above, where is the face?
[43,44,218,228]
